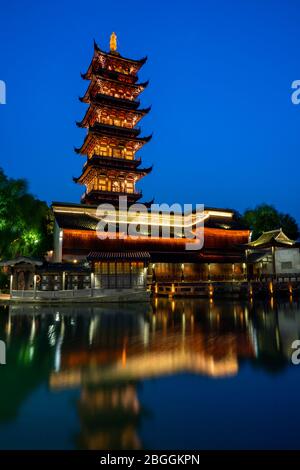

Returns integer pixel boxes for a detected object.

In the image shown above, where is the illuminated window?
[112,181,120,192]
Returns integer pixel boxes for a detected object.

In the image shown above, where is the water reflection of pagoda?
[48,300,256,449]
[1,300,299,449]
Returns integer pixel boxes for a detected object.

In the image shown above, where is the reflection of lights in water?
[143,323,149,346]
[54,320,65,372]
[122,346,127,367]
[182,313,186,336]
[191,314,194,333]
[249,322,258,357]
[89,317,98,345]
[249,284,253,297]
[6,314,11,341]
[48,324,56,346]
[29,346,34,361]
[269,281,274,295]
[276,327,280,350]
[55,313,60,322]
[152,314,156,334]
[245,306,249,325]
[30,318,36,342]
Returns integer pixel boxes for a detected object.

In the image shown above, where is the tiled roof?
[0,257,43,267]
[248,229,295,248]
[54,212,99,230]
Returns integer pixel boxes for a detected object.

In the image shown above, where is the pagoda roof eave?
[93,40,147,66]
[74,132,152,155]
[83,75,149,95]
[74,133,152,154]
[90,126,152,142]
[79,93,142,109]
[81,68,139,84]
[76,106,150,128]
[73,164,152,184]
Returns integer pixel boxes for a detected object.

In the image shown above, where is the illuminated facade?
[51,34,252,294]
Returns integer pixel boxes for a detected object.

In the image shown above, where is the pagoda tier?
[80,75,148,103]
[74,165,145,205]
[74,163,150,191]
[76,102,150,128]
[75,126,152,159]
[75,33,152,205]
[85,39,147,78]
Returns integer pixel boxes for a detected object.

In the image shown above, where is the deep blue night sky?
[0,0,299,221]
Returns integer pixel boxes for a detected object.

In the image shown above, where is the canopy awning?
[87,251,151,262]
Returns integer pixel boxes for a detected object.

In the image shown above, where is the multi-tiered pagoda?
[74,32,152,206]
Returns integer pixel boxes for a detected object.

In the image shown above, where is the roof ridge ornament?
[110,32,117,52]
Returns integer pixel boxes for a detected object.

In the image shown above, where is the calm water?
[0,298,300,450]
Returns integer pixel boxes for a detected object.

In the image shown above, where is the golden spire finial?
[110,32,117,52]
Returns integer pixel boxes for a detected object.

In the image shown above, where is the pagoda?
[74,32,152,206]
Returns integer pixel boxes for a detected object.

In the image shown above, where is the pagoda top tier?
[83,33,147,80]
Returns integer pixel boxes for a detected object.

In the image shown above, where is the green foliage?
[242,204,299,241]
[0,168,54,260]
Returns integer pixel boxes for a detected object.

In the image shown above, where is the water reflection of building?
[0,299,299,449]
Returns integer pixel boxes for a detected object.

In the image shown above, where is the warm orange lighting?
[122,345,127,367]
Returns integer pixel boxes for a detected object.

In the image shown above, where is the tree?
[0,168,53,260]
[242,204,299,241]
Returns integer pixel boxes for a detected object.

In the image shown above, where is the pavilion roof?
[247,229,297,248]
[0,256,43,267]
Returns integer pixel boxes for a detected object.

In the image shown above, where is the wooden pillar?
[62,271,66,290]
[9,272,13,296]
[130,262,132,288]
[33,274,37,298]
[272,246,276,278]
[245,249,249,280]
[243,262,247,281]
